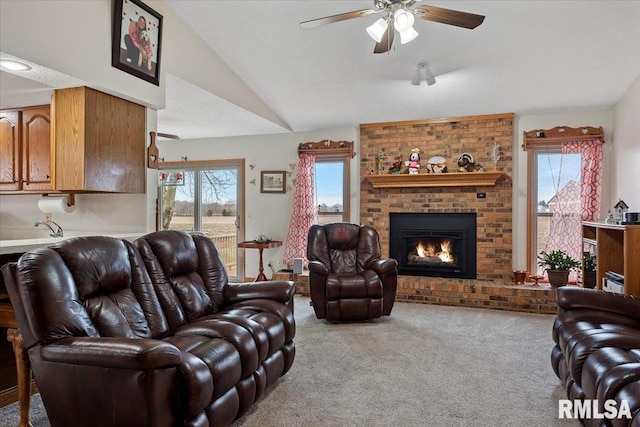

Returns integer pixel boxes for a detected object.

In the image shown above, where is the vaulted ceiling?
[2,1,639,141]
[159,0,640,139]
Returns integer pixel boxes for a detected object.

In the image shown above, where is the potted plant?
[537,249,581,287]
[582,251,597,289]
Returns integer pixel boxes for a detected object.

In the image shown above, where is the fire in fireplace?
[390,213,477,279]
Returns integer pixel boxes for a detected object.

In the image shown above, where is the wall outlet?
[45,213,52,222]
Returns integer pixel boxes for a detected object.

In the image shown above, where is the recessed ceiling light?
[0,59,32,71]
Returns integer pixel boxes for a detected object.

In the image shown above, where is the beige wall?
[612,74,640,211]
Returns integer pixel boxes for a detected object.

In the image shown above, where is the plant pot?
[583,271,597,289]
[547,269,570,287]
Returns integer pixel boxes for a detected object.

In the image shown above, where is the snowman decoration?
[404,148,421,174]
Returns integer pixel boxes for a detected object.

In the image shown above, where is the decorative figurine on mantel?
[457,153,475,172]
[389,156,405,174]
[404,148,421,174]
[426,155,447,173]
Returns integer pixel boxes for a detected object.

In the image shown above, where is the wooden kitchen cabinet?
[52,86,146,193]
[0,106,52,192]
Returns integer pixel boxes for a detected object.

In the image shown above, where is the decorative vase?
[547,270,570,287]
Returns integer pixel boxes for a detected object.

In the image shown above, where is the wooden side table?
[237,241,282,281]
[0,300,33,427]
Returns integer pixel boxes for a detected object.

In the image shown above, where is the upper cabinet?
[52,86,146,193]
[0,106,52,192]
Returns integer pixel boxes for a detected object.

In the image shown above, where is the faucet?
[34,220,64,238]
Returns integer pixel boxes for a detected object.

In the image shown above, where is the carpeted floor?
[0,296,575,426]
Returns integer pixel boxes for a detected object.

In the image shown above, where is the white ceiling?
[160,0,640,139]
[3,1,640,141]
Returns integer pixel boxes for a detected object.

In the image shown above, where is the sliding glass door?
[159,161,244,281]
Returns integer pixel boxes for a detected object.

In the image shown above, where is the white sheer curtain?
[282,154,316,268]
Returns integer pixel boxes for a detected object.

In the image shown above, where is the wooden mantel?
[364,172,506,188]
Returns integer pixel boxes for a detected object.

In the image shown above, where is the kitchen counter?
[0,231,146,255]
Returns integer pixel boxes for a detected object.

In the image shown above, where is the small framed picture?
[112,0,163,85]
[260,171,286,193]
[159,170,185,186]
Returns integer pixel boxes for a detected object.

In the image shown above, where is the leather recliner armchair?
[306,223,397,321]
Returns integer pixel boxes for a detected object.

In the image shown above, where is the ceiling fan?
[300,0,485,54]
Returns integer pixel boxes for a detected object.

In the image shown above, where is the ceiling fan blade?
[300,9,378,29]
[413,5,485,29]
[373,26,394,54]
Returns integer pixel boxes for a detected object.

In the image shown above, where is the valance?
[297,140,355,158]
[522,126,604,150]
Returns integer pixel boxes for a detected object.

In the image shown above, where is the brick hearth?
[272,272,559,315]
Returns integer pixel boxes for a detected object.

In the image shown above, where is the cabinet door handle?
[46,175,50,179]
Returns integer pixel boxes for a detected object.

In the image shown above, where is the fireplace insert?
[390,212,477,279]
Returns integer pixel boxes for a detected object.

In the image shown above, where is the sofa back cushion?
[135,231,228,330]
[11,237,158,345]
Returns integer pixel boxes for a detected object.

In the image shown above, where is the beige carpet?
[0,296,576,427]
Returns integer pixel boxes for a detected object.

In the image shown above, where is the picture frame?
[260,171,286,194]
[112,0,163,86]
[158,169,185,186]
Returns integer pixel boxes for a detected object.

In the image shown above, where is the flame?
[416,242,436,258]
[437,240,454,263]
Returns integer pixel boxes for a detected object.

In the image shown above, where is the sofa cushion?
[135,231,229,331]
[14,237,162,343]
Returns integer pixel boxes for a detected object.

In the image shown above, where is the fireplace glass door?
[390,213,477,279]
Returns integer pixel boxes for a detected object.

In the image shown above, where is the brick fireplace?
[358,113,557,314]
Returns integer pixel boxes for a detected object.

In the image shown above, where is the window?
[315,158,348,224]
[524,126,605,282]
[530,149,582,275]
[159,161,244,281]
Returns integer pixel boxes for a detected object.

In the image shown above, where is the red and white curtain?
[282,154,316,268]
[545,140,603,279]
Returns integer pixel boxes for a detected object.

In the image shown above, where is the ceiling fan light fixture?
[393,8,414,32]
[399,26,419,44]
[366,18,388,43]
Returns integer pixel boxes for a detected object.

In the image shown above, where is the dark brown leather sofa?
[551,287,640,426]
[2,230,295,427]
[307,223,397,321]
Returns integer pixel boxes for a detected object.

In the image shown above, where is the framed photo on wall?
[260,171,286,193]
[112,0,163,85]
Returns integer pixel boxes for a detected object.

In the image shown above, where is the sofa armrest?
[556,287,640,319]
[366,258,398,275]
[40,337,182,369]
[224,280,295,305]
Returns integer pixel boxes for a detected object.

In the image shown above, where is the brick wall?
[356,113,556,313]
